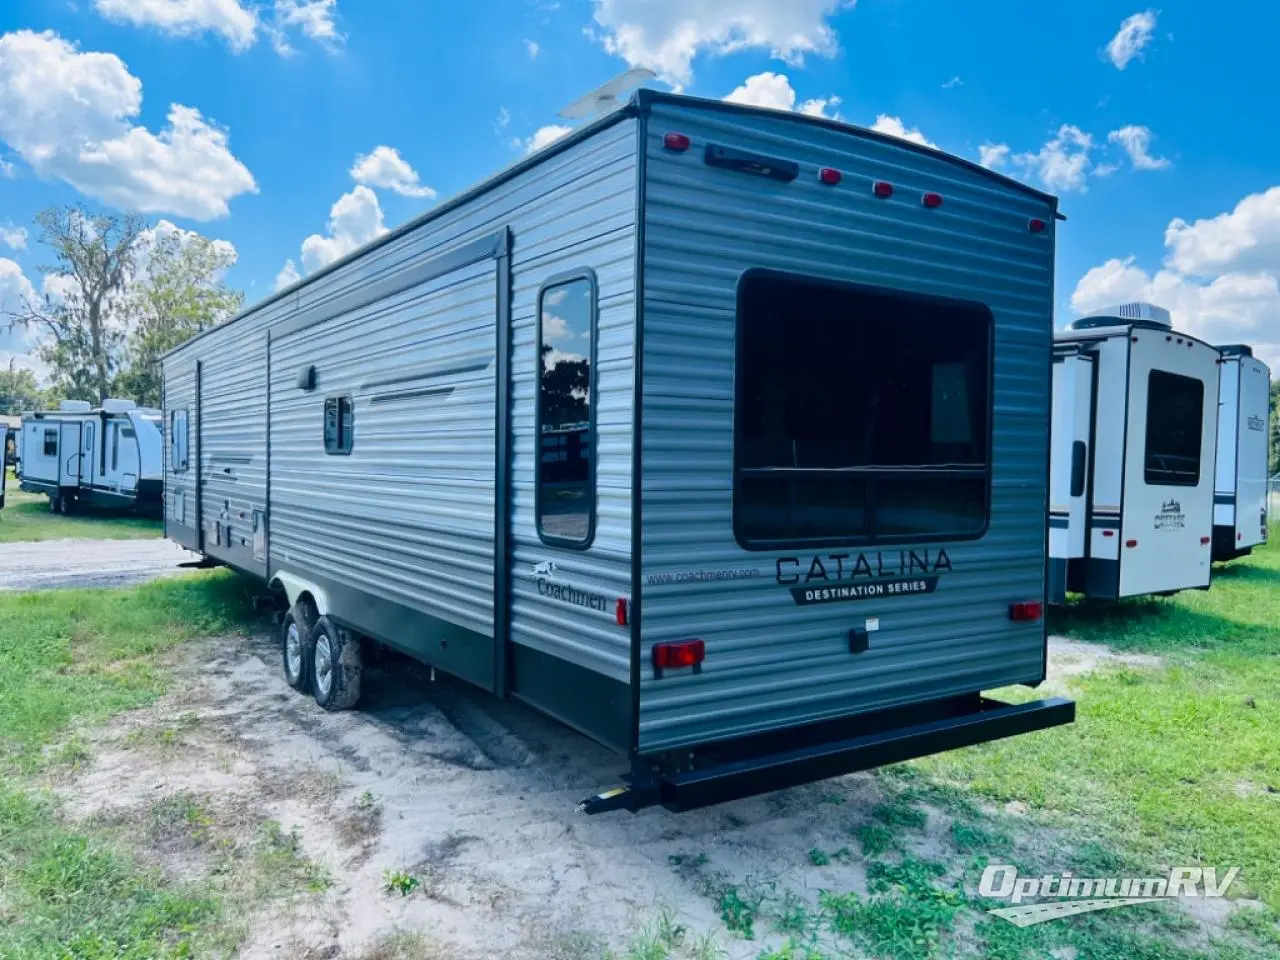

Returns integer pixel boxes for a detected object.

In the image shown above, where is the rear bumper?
[581,694,1074,814]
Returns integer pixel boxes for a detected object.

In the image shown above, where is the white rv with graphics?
[18,400,164,514]
[160,90,1074,813]
[1049,303,1220,604]
[1212,345,1271,561]
[0,422,8,510]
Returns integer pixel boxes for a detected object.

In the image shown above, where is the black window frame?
[169,409,189,472]
[731,268,996,551]
[1143,369,1204,488]
[42,428,57,457]
[323,395,355,456]
[534,268,599,549]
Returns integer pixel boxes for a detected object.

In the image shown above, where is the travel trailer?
[1049,303,1220,604]
[161,90,1073,813]
[0,423,8,510]
[18,400,164,513]
[1212,345,1271,560]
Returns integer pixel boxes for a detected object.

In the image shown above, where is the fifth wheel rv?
[1049,303,1220,604]
[1212,345,1271,560]
[161,90,1073,813]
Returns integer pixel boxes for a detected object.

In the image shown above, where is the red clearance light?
[922,192,943,208]
[1125,539,1138,548]
[653,639,705,670]
[663,132,691,152]
[615,598,628,626]
[873,181,894,198]
[819,167,842,185]
[1009,601,1043,623]
[1029,218,1047,233]
[1201,536,1212,545]
[1102,530,1116,537]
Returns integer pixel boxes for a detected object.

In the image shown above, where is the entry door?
[82,421,98,489]
[58,422,82,488]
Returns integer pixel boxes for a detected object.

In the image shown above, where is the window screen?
[324,396,354,455]
[536,273,596,545]
[1144,370,1203,486]
[43,429,57,457]
[169,410,189,472]
[734,271,992,547]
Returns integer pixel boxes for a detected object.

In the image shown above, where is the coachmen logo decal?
[776,550,952,606]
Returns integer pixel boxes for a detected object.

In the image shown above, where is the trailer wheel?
[49,494,61,513]
[310,616,362,711]
[281,604,316,693]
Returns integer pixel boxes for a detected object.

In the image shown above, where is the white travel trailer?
[161,90,1074,812]
[0,422,8,510]
[18,399,164,513]
[1049,303,1220,604]
[1212,345,1271,560]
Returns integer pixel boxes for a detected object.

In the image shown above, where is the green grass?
[0,467,161,543]
[0,572,269,959]
[912,532,1280,909]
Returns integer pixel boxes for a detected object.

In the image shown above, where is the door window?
[1144,371,1204,486]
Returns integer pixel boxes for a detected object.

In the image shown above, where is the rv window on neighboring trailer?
[733,270,992,547]
[43,429,57,457]
[170,410,189,472]
[536,272,597,546]
[1144,370,1204,487]
[324,396,354,455]
[111,422,119,471]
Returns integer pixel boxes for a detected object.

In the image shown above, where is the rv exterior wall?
[635,101,1056,752]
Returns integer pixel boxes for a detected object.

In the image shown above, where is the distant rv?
[1211,345,1271,560]
[18,399,163,514]
[1049,303,1220,603]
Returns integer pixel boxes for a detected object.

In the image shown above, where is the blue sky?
[2,0,1279,370]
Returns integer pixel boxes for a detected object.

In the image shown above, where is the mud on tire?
[310,615,362,711]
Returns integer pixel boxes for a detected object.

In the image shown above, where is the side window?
[170,410,189,472]
[536,272,597,546]
[324,396,354,455]
[1145,370,1204,486]
[43,428,57,457]
[111,422,119,471]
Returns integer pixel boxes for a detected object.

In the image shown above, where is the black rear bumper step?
[579,695,1074,814]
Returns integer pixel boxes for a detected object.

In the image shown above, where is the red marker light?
[615,598,628,626]
[819,167,842,185]
[1029,218,1047,233]
[873,181,894,198]
[653,640,705,670]
[1125,539,1138,548]
[1103,530,1116,537]
[1201,537,1212,545]
[663,132,691,152]
[922,192,943,208]
[1009,601,1043,623]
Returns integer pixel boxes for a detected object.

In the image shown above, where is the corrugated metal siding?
[163,119,637,688]
[637,103,1056,751]
[164,362,196,532]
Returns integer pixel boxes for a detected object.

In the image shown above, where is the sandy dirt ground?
[0,538,202,591]
[44,634,1194,959]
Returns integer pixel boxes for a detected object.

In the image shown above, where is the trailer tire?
[311,616,362,711]
[49,494,60,513]
[281,604,316,693]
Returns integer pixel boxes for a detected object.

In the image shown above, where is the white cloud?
[942,76,963,89]
[722,71,839,118]
[1108,125,1170,171]
[1106,9,1157,70]
[274,259,301,292]
[132,219,238,283]
[0,30,256,219]
[1164,186,1280,277]
[271,0,342,52]
[300,185,386,273]
[495,107,511,133]
[524,38,540,58]
[1013,125,1095,193]
[93,0,258,52]
[525,124,573,154]
[1071,185,1280,368]
[870,114,936,149]
[0,349,48,380]
[0,258,38,316]
[978,143,1010,170]
[0,158,13,177]
[350,146,437,199]
[590,0,845,85]
[0,226,27,250]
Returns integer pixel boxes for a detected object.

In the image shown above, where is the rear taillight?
[663,132,691,152]
[819,167,842,185]
[615,598,628,626]
[1029,218,1047,233]
[653,640,705,671]
[1126,539,1138,548]
[1201,537,1212,545]
[922,192,943,208]
[873,180,894,199]
[1009,601,1043,622]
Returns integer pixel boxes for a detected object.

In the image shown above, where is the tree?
[0,362,45,415]
[0,206,144,404]
[115,231,242,407]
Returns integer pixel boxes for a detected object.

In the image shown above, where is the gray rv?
[161,91,1073,812]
